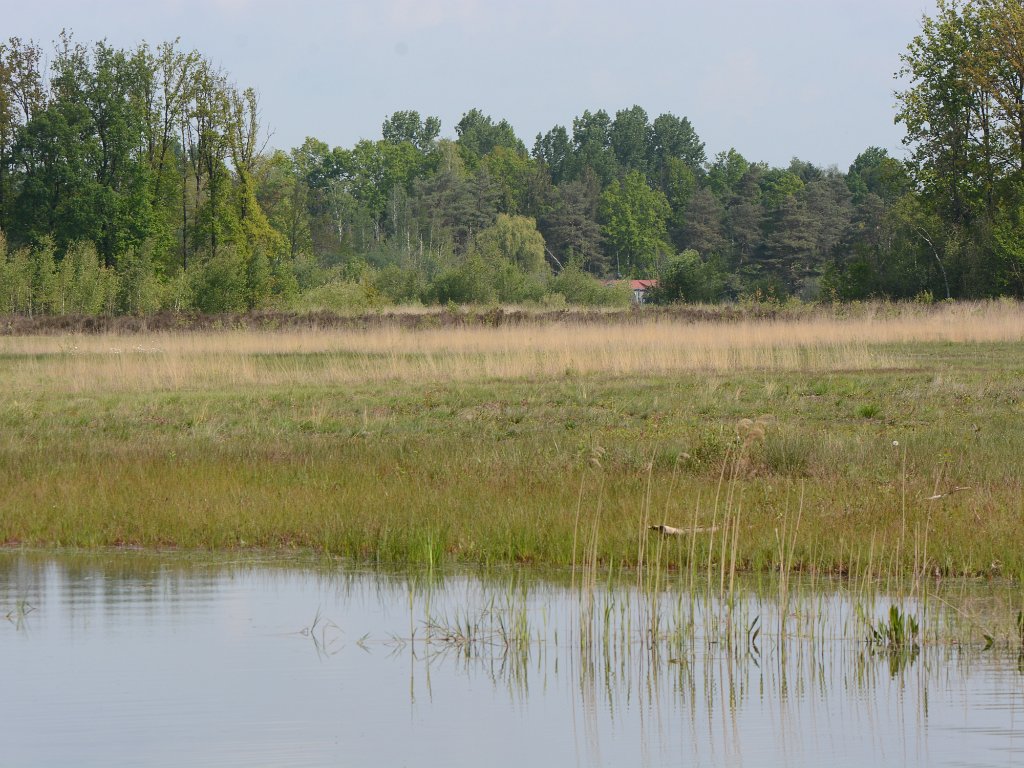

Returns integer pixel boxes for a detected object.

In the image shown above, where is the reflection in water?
[1,550,1022,767]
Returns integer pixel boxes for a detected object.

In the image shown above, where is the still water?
[1,551,1022,767]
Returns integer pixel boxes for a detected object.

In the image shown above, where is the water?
[1,551,1022,767]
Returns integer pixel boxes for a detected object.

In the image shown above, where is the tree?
[455,108,525,165]
[145,40,200,257]
[847,147,912,204]
[254,149,309,258]
[481,146,534,215]
[532,125,571,185]
[57,240,116,314]
[338,138,424,227]
[381,110,440,151]
[896,0,993,226]
[540,171,605,273]
[599,170,670,276]
[651,249,726,303]
[680,187,726,257]
[707,149,749,199]
[661,157,697,249]
[893,0,1024,296]
[724,165,765,268]
[970,0,1024,182]
[184,58,234,262]
[568,109,618,185]
[0,37,44,233]
[993,195,1024,293]
[759,168,804,210]
[413,140,499,254]
[609,105,651,175]
[805,174,854,263]
[651,113,706,178]
[762,194,817,294]
[24,236,58,315]
[85,40,155,266]
[471,213,548,276]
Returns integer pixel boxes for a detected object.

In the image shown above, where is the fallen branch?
[926,486,971,501]
[649,524,719,536]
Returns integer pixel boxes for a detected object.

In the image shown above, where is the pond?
[1,551,1022,767]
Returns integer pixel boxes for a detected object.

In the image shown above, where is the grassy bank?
[2,301,1022,578]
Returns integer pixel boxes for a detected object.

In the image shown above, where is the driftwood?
[926,486,971,501]
[649,524,720,536]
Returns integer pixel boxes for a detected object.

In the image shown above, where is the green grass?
[1,338,1023,578]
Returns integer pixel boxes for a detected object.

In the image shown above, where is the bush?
[650,249,726,304]
[187,249,247,314]
[116,243,163,315]
[430,253,497,304]
[548,261,631,307]
[293,279,382,312]
[58,241,117,315]
[373,264,426,304]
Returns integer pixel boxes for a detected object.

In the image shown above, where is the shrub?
[548,261,631,307]
[649,249,726,304]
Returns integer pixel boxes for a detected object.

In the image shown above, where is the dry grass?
[4,301,1023,393]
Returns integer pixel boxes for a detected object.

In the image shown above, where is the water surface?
[1,551,1021,767]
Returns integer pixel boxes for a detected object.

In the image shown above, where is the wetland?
[2,302,1024,765]
[2,550,1023,767]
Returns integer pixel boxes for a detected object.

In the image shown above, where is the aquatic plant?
[869,604,920,648]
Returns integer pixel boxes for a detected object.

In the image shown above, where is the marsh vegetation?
[1,301,1021,581]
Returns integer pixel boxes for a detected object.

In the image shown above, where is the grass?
[0,300,1023,579]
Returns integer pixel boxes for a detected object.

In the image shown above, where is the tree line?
[1,1,1022,316]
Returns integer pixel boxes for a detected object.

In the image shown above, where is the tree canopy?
[2,3,1023,316]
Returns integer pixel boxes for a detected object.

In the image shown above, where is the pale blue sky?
[5,0,934,169]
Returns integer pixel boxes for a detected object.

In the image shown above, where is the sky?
[5,0,935,169]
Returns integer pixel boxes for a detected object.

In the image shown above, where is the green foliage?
[243,246,273,310]
[548,261,631,307]
[609,105,652,175]
[455,108,526,165]
[869,605,920,648]
[430,252,498,305]
[471,214,548,276]
[57,241,117,314]
[707,149,749,199]
[115,243,162,315]
[22,237,58,315]
[532,125,571,184]
[491,259,547,303]
[847,147,912,204]
[893,0,1024,299]
[599,171,670,277]
[187,249,247,314]
[0,235,31,314]
[6,17,1024,315]
[381,110,440,151]
[650,249,726,303]
[993,197,1024,295]
[373,264,426,304]
[568,109,618,186]
[294,279,381,312]
[480,147,534,214]
[759,169,804,210]
[651,112,706,175]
